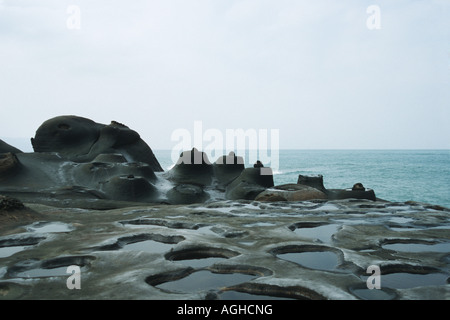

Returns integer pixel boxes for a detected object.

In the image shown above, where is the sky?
[0,0,449,152]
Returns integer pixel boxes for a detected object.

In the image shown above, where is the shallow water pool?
[383,242,450,253]
[26,222,73,233]
[156,270,255,293]
[0,246,30,258]
[292,224,341,244]
[277,251,340,271]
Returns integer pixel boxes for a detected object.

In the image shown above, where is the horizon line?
[2,137,449,152]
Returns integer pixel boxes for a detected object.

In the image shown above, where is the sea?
[154,149,450,209]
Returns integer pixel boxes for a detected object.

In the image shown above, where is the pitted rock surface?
[0,199,448,300]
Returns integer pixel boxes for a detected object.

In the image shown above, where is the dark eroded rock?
[297,175,377,202]
[101,175,159,202]
[168,148,214,186]
[31,115,162,172]
[73,158,157,186]
[166,184,210,205]
[326,188,376,201]
[297,174,326,192]
[352,183,366,191]
[92,153,128,163]
[226,166,274,200]
[1,116,382,208]
[0,152,161,207]
[213,152,245,187]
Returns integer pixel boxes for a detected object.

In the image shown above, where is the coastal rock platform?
[0,116,449,300]
[0,198,448,300]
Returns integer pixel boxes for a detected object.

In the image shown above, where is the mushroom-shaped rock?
[168,148,214,186]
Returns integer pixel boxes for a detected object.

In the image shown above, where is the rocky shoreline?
[0,198,449,300]
[0,116,449,300]
[0,115,379,209]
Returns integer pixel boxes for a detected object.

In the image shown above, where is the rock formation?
[297,174,326,192]
[168,148,214,186]
[255,184,327,202]
[166,184,210,205]
[0,116,164,208]
[1,116,448,302]
[0,115,381,207]
[212,151,245,188]
[31,115,163,172]
[225,164,275,200]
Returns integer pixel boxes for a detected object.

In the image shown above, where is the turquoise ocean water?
[154,149,450,208]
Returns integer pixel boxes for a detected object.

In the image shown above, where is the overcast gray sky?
[0,0,449,151]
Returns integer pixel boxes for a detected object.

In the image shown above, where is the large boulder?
[168,148,214,186]
[225,164,274,200]
[255,184,327,202]
[31,115,163,172]
[0,115,165,208]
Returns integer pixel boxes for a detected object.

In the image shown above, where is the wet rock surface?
[0,199,448,300]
